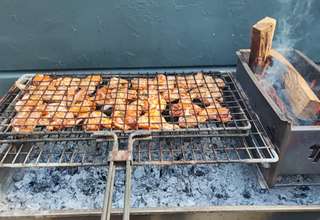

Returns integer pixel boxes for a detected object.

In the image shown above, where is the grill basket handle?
[92,131,119,150]
[15,74,34,90]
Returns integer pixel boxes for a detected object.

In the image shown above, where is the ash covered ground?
[1,164,320,212]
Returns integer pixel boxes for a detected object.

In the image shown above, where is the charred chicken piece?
[147,95,167,112]
[111,98,132,130]
[46,111,76,131]
[69,99,96,116]
[123,101,144,128]
[12,102,46,132]
[32,74,53,86]
[153,74,175,92]
[186,72,205,89]
[198,105,232,123]
[138,110,178,130]
[107,77,128,89]
[95,84,137,106]
[175,72,205,90]
[78,75,101,94]
[15,94,43,112]
[12,111,43,132]
[112,110,132,130]
[131,77,155,90]
[38,102,77,130]
[38,103,67,126]
[83,111,112,131]
[170,102,203,117]
[95,86,113,105]
[189,87,223,106]
[162,87,190,103]
[178,109,207,128]
[200,75,225,89]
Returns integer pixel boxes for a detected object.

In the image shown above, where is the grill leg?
[101,161,115,220]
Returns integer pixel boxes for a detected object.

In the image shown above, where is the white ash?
[1,163,320,212]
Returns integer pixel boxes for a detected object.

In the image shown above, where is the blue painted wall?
[0,0,319,71]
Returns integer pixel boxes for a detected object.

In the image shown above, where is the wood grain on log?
[249,17,276,74]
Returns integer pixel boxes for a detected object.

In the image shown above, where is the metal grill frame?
[0,131,117,168]
[130,105,278,165]
[0,71,251,140]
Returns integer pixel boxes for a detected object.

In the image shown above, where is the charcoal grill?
[0,70,278,220]
[236,49,320,186]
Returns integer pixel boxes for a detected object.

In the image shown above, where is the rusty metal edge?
[1,205,320,218]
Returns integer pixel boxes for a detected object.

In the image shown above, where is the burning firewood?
[249,17,320,120]
[269,49,320,119]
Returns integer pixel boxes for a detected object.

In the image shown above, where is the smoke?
[273,0,314,52]
[259,0,316,124]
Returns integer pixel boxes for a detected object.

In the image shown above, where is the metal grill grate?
[0,133,115,167]
[131,109,278,165]
[0,71,251,139]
